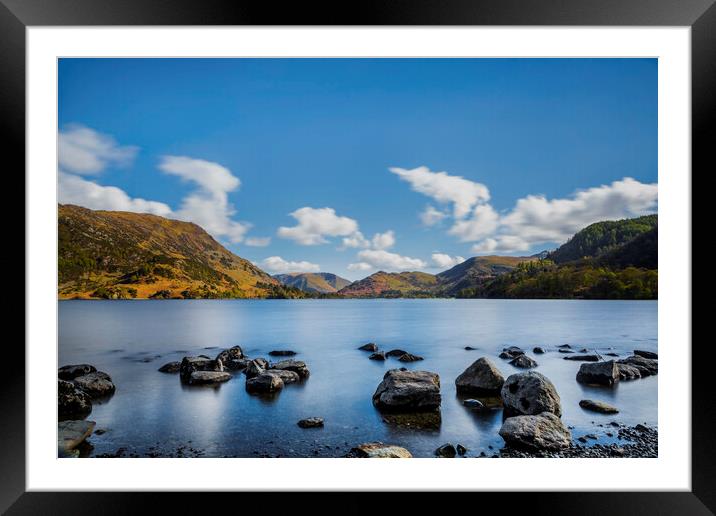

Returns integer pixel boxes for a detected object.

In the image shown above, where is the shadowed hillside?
[274,273,351,294]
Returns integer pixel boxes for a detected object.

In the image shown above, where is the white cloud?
[431,253,466,268]
[389,166,490,219]
[355,249,427,271]
[341,231,370,249]
[420,205,448,226]
[470,236,531,254]
[245,237,271,247]
[448,204,500,242]
[278,207,359,245]
[260,256,320,273]
[341,230,396,250]
[371,230,395,250]
[347,262,373,272]
[58,172,172,216]
[499,177,658,246]
[59,124,138,175]
[158,155,250,243]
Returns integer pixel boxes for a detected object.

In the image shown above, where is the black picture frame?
[3,0,709,513]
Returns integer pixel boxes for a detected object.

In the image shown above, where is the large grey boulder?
[187,371,231,385]
[58,364,96,380]
[616,363,642,380]
[499,412,571,451]
[372,369,441,412]
[347,442,412,458]
[58,379,92,417]
[270,359,310,379]
[179,356,224,383]
[455,357,504,395]
[618,355,658,377]
[576,360,620,386]
[501,371,562,417]
[244,359,268,379]
[246,372,284,393]
[73,371,116,398]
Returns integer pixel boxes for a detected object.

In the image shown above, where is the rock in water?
[616,363,642,380]
[58,364,97,380]
[462,399,485,410]
[73,371,116,397]
[246,372,284,393]
[158,361,181,373]
[216,346,245,367]
[435,443,457,458]
[501,371,562,417]
[179,356,224,383]
[369,351,386,361]
[533,347,545,354]
[269,350,297,357]
[58,420,96,453]
[187,371,231,385]
[456,444,468,456]
[464,346,477,351]
[270,359,310,379]
[579,399,619,414]
[633,349,658,359]
[264,369,300,384]
[347,442,412,458]
[386,349,408,357]
[398,353,424,362]
[563,354,600,362]
[223,358,250,371]
[372,369,441,412]
[576,360,620,386]
[244,359,267,379]
[455,357,505,395]
[58,379,92,417]
[557,344,572,349]
[297,417,324,428]
[558,349,575,354]
[358,343,378,352]
[499,413,571,451]
[617,355,658,377]
[509,355,538,369]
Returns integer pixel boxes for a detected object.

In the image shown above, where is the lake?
[58,299,657,458]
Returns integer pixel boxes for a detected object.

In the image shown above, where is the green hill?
[274,272,351,294]
[58,204,278,299]
[338,271,438,298]
[436,255,534,296]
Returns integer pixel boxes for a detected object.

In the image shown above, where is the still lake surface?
[59,299,657,458]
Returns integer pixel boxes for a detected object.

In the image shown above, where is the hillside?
[338,271,438,298]
[58,204,278,299]
[436,255,534,296]
[274,272,351,294]
[549,215,657,264]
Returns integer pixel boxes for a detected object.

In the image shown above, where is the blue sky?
[58,58,658,280]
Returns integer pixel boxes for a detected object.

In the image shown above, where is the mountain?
[58,204,279,299]
[436,255,534,296]
[549,215,657,264]
[338,271,439,298]
[274,272,351,294]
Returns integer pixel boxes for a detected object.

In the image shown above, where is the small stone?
[297,417,324,428]
[398,352,424,362]
[462,399,485,410]
[187,371,231,385]
[158,361,181,373]
[435,443,457,458]
[269,350,297,357]
[358,343,378,352]
[347,442,412,458]
[385,349,408,357]
[464,346,477,351]
[633,350,658,359]
[579,399,619,414]
[533,347,545,354]
[563,354,600,362]
[456,444,467,456]
[509,355,538,369]
[369,351,386,361]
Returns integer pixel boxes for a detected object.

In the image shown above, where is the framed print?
[4,0,711,512]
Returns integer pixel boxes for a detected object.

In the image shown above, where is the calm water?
[58,299,657,458]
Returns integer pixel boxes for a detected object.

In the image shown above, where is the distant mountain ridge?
[274,272,351,294]
[338,271,438,297]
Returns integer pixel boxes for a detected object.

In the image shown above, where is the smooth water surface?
[59,299,657,458]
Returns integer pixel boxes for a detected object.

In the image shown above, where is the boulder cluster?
[359,342,424,362]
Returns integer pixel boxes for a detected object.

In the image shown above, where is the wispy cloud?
[431,253,466,268]
[59,124,138,175]
[350,249,426,272]
[245,236,271,247]
[278,207,359,245]
[260,256,320,273]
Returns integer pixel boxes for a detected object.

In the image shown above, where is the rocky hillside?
[58,204,278,299]
[274,272,351,294]
[338,271,439,298]
[436,256,534,296]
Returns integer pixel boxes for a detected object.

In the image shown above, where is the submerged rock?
[158,361,181,373]
[268,350,297,357]
[58,379,92,417]
[618,355,658,377]
[499,412,571,451]
[533,347,545,354]
[179,356,224,383]
[58,364,97,381]
[297,417,324,428]
[246,372,284,393]
[187,371,231,385]
[557,344,572,349]
[634,349,658,359]
[455,357,504,395]
[462,398,485,410]
[224,358,250,371]
[576,360,620,386]
[464,346,477,351]
[398,353,424,362]
[386,349,408,357]
[435,443,457,458]
[270,359,310,379]
[372,369,441,412]
[501,371,562,417]
[264,369,300,384]
[456,444,468,456]
[347,442,412,458]
[558,349,575,354]
[358,343,378,352]
[563,354,600,362]
[73,371,116,398]
[579,399,619,414]
[369,351,386,361]
[58,420,96,453]
[616,362,642,380]
[509,355,538,369]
